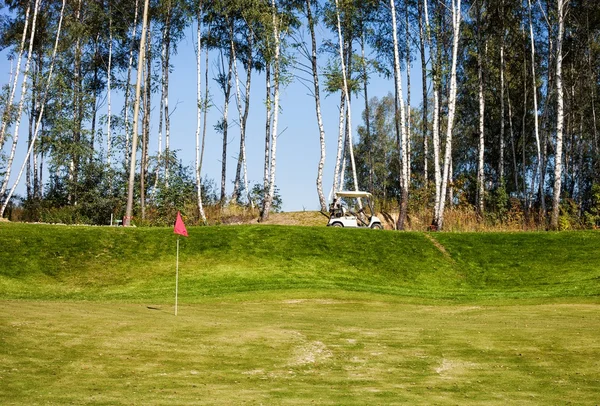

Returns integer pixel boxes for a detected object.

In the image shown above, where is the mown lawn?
[0,223,599,404]
[1,300,599,405]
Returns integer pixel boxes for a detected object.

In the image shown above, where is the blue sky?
[1,16,423,213]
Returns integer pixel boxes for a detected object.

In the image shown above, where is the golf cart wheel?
[370,223,383,229]
[331,222,343,227]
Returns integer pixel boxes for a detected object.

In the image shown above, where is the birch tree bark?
[124,0,140,169]
[499,26,505,184]
[0,2,30,151]
[334,0,359,195]
[195,4,206,224]
[390,0,409,229]
[306,0,327,211]
[433,0,462,230]
[124,0,151,226]
[425,0,442,221]
[527,0,543,211]
[418,0,428,185]
[163,1,172,187]
[231,30,253,205]
[551,0,567,229]
[476,0,485,215]
[106,11,113,170]
[332,92,346,195]
[260,0,281,221]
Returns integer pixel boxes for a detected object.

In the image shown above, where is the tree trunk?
[418,0,428,186]
[124,0,140,170]
[153,13,168,197]
[307,0,328,211]
[0,2,30,151]
[499,30,505,184]
[425,0,442,222]
[332,91,346,195]
[231,29,253,205]
[163,2,172,188]
[334,0,359,196]
[141,21,152,220]
[260,0,281,221]
[124,0,151,226]
[527,0,543,212]
[390,0,409,230]
[360,34,373,195]
[476,0,485,215]
[107,12,113,170]
[195,5,206,224]
[220,42,233,206]
[433,0,461,230]
[263,64,271,200]
[551,0,566,229]
[405,1,412,188]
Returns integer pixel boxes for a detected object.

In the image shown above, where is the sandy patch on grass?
[291,340,333,366]
[435,358,478,378]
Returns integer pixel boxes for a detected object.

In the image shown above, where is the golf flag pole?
[174,212,188,316]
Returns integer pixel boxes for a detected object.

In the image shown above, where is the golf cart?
[327,191,383,229]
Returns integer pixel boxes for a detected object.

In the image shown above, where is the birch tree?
[0,2,31,151]
[551,0,567,229]
[195,1,207,223]
[390,0,409,229]
[124,0,151,226]
[260,0,282,221]
[433,0,461,230]
[305,0,327,212]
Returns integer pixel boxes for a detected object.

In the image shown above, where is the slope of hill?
[1,223,599,302]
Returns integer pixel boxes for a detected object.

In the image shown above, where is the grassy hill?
[2,223,600,405]
[1,222,599,302]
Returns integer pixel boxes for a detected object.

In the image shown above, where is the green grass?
[1,223,599,301]
[1,223,600,404]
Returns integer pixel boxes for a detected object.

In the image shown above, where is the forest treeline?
[0,0,599,230]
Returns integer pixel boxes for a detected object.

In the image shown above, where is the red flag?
[174,211,188,237]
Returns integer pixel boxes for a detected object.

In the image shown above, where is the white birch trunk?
[124,0,150,226]
[263,65,271,197]
[425,0,442,220]
[195,9,206,223]
[476,5,485,214]
[261,0,281,220]
[231,41,242,201]
[405,4,412,186]
[334,0,359,194]
[390,0,409,228]
[0,0,40,206]
[124,0,139,169]
[153,24,167,197]
[163,4,172,188]
[306,0,327,211]
[551,0,567,229]
[106,13,113,169]
[332,92,345,194]
[499,34,505,183]
[1,0,64,217]
[434,0,461,230]
[527,0,542,208]
[0,3,31,150]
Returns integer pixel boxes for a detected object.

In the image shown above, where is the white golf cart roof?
[334,190,372,199]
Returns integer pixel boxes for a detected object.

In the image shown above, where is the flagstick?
[175,236,179,316]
